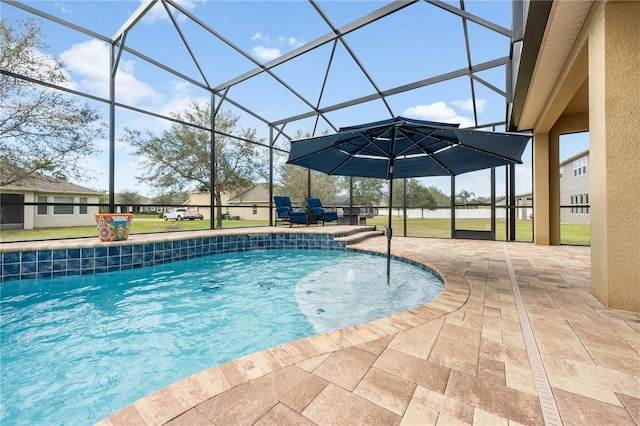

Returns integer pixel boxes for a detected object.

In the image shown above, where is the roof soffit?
[517,0,594,132]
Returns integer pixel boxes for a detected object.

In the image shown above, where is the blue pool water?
[0,249,443,425]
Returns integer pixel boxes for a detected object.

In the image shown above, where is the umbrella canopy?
[287,117,530,179]
[286,116,531,280]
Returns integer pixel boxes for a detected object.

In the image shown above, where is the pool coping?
[94,228,470,425]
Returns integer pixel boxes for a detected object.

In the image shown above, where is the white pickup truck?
[163,208,203,221]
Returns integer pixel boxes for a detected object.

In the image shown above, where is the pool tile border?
[0,228,370,283]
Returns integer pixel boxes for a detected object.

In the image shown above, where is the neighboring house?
[332,195,378,218]
[184,184,281,221]
[0,175,100,230]
[227,184,274,221]
[560,150,590,225]
[184,191,230,220]
[114,194,161,214]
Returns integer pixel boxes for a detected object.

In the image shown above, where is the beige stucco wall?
[587,1,640,311]
[531,1,639,312]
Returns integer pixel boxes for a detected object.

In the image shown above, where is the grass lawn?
[0,214,590,246]
[366,216,590,245]
[0,215,268,243]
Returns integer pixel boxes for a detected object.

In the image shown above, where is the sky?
[4,0,589,198]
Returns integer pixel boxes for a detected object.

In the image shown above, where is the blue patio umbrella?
[286,116,531,281]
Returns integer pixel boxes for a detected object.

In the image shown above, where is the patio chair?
[307,198,338,225]
[274,196,308,227]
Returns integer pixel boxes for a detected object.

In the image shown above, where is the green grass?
[0,215,269,243]
[366,216,590,245]
[0,214,590,245]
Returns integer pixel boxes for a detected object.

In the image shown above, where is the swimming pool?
[0,249,443,425]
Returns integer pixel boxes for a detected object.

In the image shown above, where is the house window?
[573,157,587,177]
[79,197,88,214]
[585,193,589,214]
[252,204,257,215]
[53,196,74,215]
[559,167,563,179]
[579,194,584,214]
[37,195,47,215]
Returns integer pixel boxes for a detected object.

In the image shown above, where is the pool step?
[335,229,385,245]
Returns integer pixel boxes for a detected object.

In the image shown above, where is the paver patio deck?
[48,228,636,426]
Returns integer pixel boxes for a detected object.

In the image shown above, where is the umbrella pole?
[386,173,393,284]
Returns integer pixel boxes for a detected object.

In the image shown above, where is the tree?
[0,17,104,186]
[343,177,385,206]
[117,190,141,213]
[455,190,475,205]
[121,102,266,228]
[277,131,339,206]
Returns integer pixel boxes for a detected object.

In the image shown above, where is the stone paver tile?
[618,393,640,424]
[400,400,439,425]
[435,412,470,425]
[356,334,396,355]
[429,334,480,376]
[295,353,330,372]
[587,344,640,372]
[303,383,401,425]
[477,356,506,386]
[253,403,316,426]
[267,345,298,368]
[569,321,640,349]
[444,370,543,425]
[541,353,640,398]
[235,351,281,381]
[465,312,522,334]
[501,330,526,350]
[547,374,622,406]
[374,347,451,394]
[218,361,248,388]
[181,367,230,405]
[616,328,640,353]
[156,382,200,416]
[480,326,503,345]
[313,346,378,391]
[531,327,595,365]
[388,321,443,360]
[353,367,417,416]
[412,385,474,424]
[250,365,329,412]
[164,408,212,426]
[472,407,509,425]
[133,391,180,426]
[440,323,481,347]
[554,388,636,426]
[196,382,277,425]
[479,340,531,370]
[504,363,537,395]
[106,405,147,426]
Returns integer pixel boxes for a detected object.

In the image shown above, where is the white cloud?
[452,98,487,113]
[287,37,304,49]
[143,0,201,23]
[403,101,475,128]
[59,40,164,106]
[252,45,281,61]
[252,32,269,42]
[54,3,72,14]
[251,33,304,62]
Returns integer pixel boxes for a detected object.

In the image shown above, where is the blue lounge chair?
[274,196,308,227]
[307,198,338,225]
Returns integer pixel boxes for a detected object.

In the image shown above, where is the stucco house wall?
[559,150,590,225]
[1,176,100,230]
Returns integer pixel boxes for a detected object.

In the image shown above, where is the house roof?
[1,174,100,195]
[560,149,589,167]
[228,184,273,204]
[509,0,593,131]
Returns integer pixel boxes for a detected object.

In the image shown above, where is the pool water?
[0,249,443,425]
